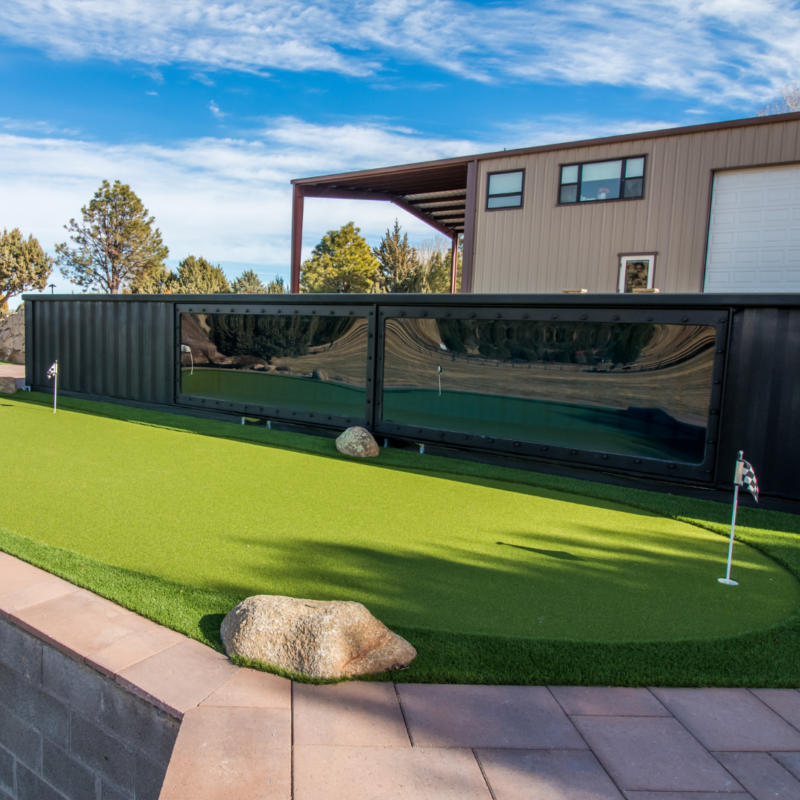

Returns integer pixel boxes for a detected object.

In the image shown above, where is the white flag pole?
[53,363,57,413]
[719,450,744,586]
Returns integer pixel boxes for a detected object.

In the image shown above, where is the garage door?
[704,164,800,293]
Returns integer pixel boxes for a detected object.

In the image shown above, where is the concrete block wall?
[0,616,179,800]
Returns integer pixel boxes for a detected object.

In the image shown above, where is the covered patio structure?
[290,157,478,293]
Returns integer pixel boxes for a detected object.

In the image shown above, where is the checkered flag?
[47,362,58,379]
[737,458,759,503]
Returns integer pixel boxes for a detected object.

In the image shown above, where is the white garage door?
[704,164,800,293]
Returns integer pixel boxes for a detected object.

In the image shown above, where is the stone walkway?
[1,552,800,799]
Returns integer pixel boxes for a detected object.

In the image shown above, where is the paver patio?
[1,551,799,799]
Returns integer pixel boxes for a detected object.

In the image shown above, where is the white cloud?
[0,117,480,302]
[208,100,225,118]
[1,0,800,102]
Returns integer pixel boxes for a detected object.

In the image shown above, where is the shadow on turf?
[496,541,583,561]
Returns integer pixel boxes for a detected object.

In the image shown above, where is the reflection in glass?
[623,260,650,292]
[488,172,523,194]
[381,318,716,463]
[180,313,368,418]
[581,160,622,201]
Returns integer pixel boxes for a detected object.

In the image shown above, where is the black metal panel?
[717,306,800,499]
[23,292,800,500]
[29,298,174,405]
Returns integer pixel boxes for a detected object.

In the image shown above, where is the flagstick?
[438,373,442,396]
[719,484,739,586]
[53,360,58,414]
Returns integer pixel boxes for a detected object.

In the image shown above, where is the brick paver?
[549,686,670,717]
[117,638,238,718]
[750,688,800,731]
[713,751,800,799]
[201,667,291,709]
[159,707,291,799]
[293,681,410,747]
[293,745,491,800]
[477,749,624,799]
[651,688,800,752]
[397,684,586,749]
[13,589,153,661]
[2,553,800,800]
[573,716,744,793]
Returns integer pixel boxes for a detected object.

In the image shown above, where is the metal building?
[290,112,800,296]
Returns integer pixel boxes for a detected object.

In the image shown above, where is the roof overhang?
[293,160,472,238]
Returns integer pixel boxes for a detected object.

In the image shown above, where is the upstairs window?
[487,170,524,209]
[559,157,645,204]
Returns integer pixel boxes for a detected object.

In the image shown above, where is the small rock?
[312,368,328,381]
[221,595,417,679]
[336,426,379,458]
[0,377,17,394]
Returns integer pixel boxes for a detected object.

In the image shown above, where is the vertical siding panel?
[471,118,800,293]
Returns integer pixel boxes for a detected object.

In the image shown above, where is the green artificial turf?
[2,391,800,686]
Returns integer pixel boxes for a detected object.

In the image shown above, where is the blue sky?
[2,0,799,302]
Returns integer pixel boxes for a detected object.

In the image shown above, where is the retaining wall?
[0,616,179,800]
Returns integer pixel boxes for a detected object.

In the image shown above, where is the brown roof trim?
[291,111,800,186]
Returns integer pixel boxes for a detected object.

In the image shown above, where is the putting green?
[1,395,798,644]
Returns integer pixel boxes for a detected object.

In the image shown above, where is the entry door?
[704,164,800,293]
[618,255,655,292]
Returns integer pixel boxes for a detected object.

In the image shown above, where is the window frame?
[558,155,647,206]
[486,168,525,211]
[618,253,657,293]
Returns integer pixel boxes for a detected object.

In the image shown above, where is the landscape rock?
[0,377,17,394]
[312,368,328,381]
[220,595,417,679]
[335,426,379,458]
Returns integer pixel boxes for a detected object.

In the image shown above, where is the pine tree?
[56,180,169,293]
[374,220,426,293]
[267,276,287,294]
[232,269,267,293]
[300,222,380,293]
[1,228,53,308]
[171,256,231,293]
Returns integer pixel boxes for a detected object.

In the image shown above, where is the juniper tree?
[300,222,380,293]
[0,228,53,310]
[56,180,168,293]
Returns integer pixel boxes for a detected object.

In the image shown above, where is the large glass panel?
[487,195,522,209]
[488,171,523,195]
[560,165,579,184]
[180,312,368,418]
[382,317,716,463]
[580,159,622,201]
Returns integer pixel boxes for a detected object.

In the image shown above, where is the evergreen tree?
[171,256,231,293]
[232,269,267,293]
[300,222,380,293]
[0,228,53,309]
[374,220,425,292]
[419,235,462,294]
[267,276,286,294]
[56,180,169,293]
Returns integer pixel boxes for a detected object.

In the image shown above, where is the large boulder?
[335,426,379,458]
[0,377,17,394]
[220,595,417,679]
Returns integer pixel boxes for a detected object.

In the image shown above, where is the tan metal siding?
[470,119,800,293]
